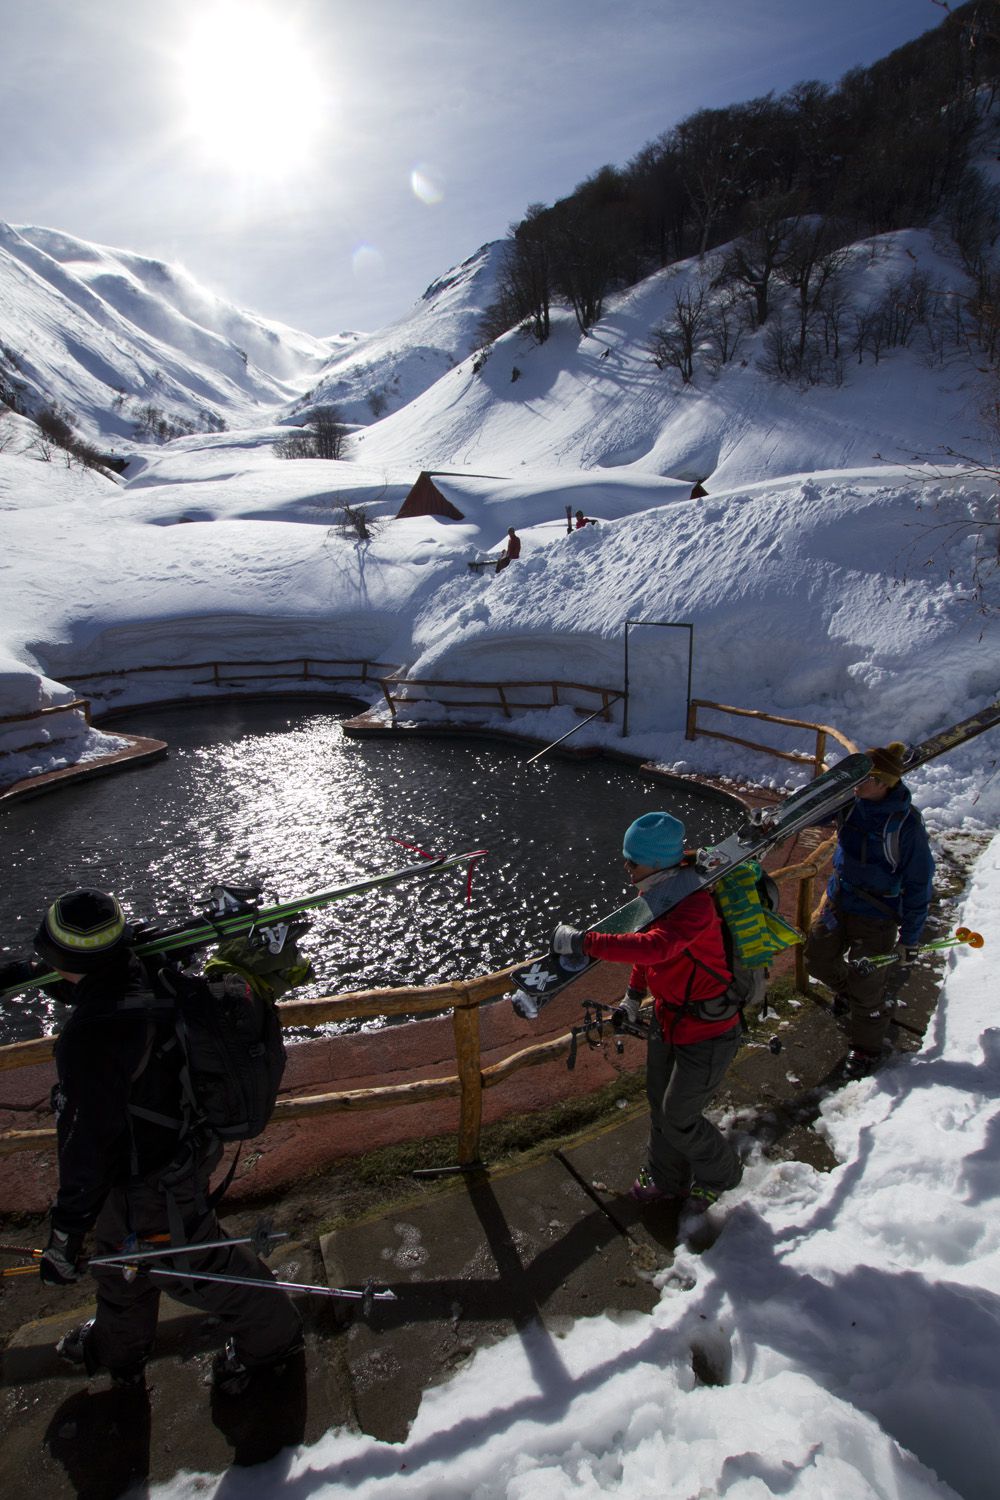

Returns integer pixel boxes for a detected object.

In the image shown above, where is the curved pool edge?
[0,691,368,808]
[0,735,168,806]
[0,696,764,818]
[340,710,757,815]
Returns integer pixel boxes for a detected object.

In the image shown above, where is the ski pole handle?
[852,928,985,972]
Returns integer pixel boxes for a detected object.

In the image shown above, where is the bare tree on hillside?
[702,286,752,374]
[275,405,348,461]
[311,407,347,460]
[648,279,711,383]
[718,196,801,329]
[777,219,852,363]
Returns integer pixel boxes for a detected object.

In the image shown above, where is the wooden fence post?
[452,993,483,1164]
[814,729,827,778]
[686,700,699,741]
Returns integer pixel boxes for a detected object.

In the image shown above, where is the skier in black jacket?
[31,888,302,1394]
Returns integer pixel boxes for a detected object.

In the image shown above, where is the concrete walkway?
[0,1111,675,1497]
[0,947,945,1500]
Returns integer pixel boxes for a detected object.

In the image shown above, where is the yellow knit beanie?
[866,740,907,785]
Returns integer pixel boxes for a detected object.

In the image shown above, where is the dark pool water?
[0,702,742,1043]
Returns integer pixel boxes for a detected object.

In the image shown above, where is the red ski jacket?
[583,888,738,1045]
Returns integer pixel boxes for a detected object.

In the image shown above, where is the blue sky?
[1,0,953,338]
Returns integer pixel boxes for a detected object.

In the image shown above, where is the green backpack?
[693,860,802,1022]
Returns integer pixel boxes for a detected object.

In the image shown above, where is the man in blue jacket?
[805,741,935,1078]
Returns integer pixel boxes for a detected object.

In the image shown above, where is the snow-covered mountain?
[0,223,341,442]
[0,225,506,448]
[353,228,983,486]
[285,240,507,426]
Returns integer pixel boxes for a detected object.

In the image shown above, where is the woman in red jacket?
[553,811,743,1212]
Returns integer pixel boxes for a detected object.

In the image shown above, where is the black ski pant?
[87,1144,302,1381]
[805,905,899,1052]
[644,1023,743,1196]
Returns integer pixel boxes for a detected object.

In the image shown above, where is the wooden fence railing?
[0,848,837,1167]
[686,699,858,777]
[59,658,398,698]
[380,675,621,723]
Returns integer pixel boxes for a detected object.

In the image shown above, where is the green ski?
[0,849,487,1002]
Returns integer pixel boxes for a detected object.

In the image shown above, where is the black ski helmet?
[34,889,130,973]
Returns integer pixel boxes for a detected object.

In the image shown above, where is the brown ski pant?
[805,906,899,1052]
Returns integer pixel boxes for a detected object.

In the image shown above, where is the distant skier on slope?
[805,741,935,1079]
[551,811,744,1214]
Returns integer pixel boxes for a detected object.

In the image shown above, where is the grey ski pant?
[644,1023,743,1196]
[805,906,899,1052]
[88,1146,302,1380]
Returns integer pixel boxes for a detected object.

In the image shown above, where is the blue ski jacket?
[823,782,934,946]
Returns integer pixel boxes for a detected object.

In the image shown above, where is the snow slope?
[287,240,507,426]
[354,230,983,484]
[1,223,998,824]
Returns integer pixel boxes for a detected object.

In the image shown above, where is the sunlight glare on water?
[0,703,742,1044]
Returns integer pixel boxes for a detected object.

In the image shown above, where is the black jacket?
[51,954,183,1236]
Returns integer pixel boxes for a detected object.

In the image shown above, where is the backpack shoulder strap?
[118,989,188,1136]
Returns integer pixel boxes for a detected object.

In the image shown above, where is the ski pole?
[0,1243,42,1275]
[89,1228,289,1269]
[525,695,625,766]
[852,928,984,974]
[141,1264,397,1307]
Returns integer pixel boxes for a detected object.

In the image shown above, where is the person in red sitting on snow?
[552,811,743,1214]
[494,527,521,573]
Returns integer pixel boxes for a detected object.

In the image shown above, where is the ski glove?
[618,988,645,1025]
[552,923,586,958]
[895,944,919,963]
[40,1227,84,1286]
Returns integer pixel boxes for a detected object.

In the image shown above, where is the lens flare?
[410,165,444,206]
[352,244,384,277]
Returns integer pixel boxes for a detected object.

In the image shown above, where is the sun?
[173,1,328,176]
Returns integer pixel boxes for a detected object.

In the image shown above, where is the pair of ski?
[0,848,488,1003]
[510,699,1000,1018]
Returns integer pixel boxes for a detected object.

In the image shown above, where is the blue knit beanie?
[622,811,685,868]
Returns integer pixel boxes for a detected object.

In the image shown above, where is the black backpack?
[126,924,312,1144]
